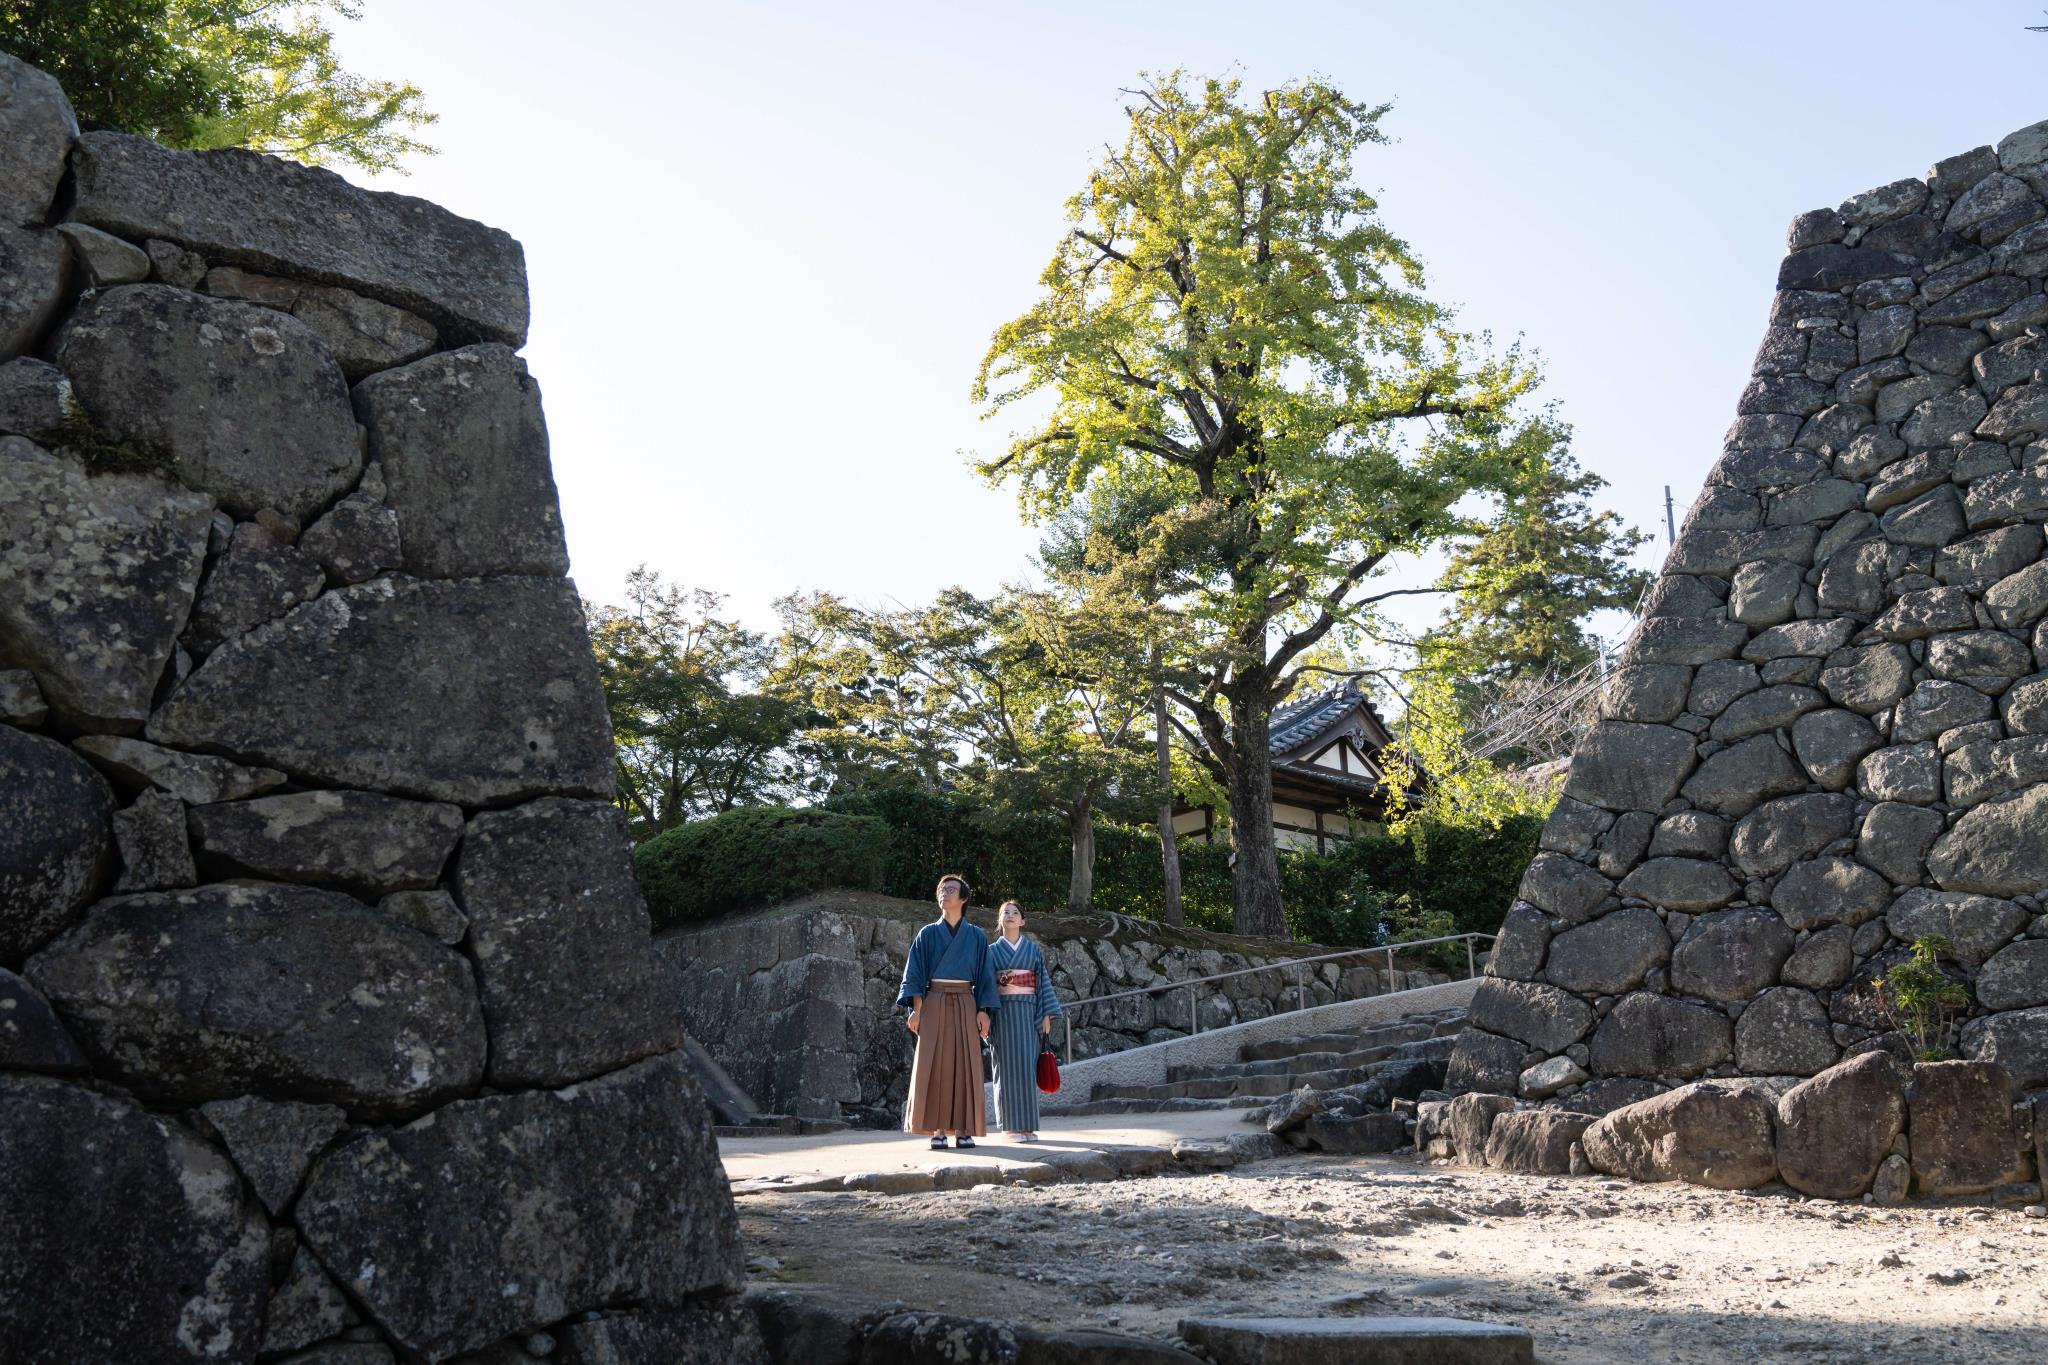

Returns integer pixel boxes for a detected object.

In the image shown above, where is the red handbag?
[1036,1038,1060,1094]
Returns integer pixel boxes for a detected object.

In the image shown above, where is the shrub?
[635,805,890,929]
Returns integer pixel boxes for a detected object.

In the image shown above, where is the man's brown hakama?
[904,981,986,1136]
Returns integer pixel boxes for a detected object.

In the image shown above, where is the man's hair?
[935,873,970,904]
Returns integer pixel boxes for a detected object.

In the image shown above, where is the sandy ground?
[720,1110,1252,1185]
[737,1147,2048,1364]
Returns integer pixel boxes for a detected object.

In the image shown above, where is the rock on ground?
[1773,1052,1906,1199]
[1582,1083,1779,1190]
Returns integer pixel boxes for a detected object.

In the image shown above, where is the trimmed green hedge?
[636,805,890,929]
[637,787,1542,949]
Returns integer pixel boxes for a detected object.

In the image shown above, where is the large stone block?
[73,734,285,804]
[55,285,361,519]
[69,132,530,345]
[0,1075,267,1364]
[1729,793,1856,877]
[0,53,78,227]
[0,223,67,361]
[1773,1052,1905,1199]
[1542,907,1670,995]
[1562,721,1699,812]
[1908,1060,2016,1196]
[188,789,462,897]
[456,798,684,1087]
[1514,852,1612,923]
[26,881,486,1115]
[1616,856,1738,912]
[0,356,72,443]
[1976,940,2048,1011]
[197,1094,346,1217]
[1443,1027,1524,1095]
[1733,987,1838,1076]
[204,264,438,380]
[1487,903,1553,980]
[1581,1083,1778,1189]
[1857,802,1946,886]
[1961,1007,2048,1089]
[1771,856,1891,929]
[1588,992,1732,1078]
[0,438,214,730]
[1884,888,2029,967]
[1670,908,1795,1002]
[1466,978,1594,1053]
[1680,734,1808,817]
[0,965,85,1072]
[1790,708,1880,789]
[148,576,614,805]
[354,344,570,579]
[0,724,115,963]
[556,1303,770,1365]
[295,1053,741,1362]
[1928,786,2048,897]
[182,520,326,656]
[1484,1109,1593,1174]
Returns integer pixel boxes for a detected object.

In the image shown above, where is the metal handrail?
[1057,930,1496,1064]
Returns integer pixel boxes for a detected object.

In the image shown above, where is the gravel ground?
[739,1149,2048,1363]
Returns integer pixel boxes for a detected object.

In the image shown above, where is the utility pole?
[1664,486,1677,546]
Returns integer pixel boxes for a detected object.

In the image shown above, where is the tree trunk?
[1067,793,1096,916]
[1155,682,1184,926]
[1224,694,1288,938]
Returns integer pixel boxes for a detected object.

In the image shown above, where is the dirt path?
[739,1149,2048,1363]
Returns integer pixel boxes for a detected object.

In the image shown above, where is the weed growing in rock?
[1876,935,1971,1061]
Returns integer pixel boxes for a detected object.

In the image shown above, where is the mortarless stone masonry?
[0,51,746,1364]
[1446,119,2048,1195]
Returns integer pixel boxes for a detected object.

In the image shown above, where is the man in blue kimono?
[898,873,999,1148]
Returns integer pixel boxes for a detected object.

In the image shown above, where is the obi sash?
[996,969,1037,996]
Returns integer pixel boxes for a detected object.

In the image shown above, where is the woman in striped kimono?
[989,900,1063,1141]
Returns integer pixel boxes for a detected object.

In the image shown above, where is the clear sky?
[324,1,2048,647]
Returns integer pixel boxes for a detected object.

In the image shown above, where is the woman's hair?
[934,873,970,906]
[998,899,1024,920]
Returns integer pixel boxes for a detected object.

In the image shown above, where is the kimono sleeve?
[896,924,933,1008]
[971,928,1000,1012]
[1032,940,1062,1017]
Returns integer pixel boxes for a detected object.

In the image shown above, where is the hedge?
[638,787,1541,950]
[636,805,890,929]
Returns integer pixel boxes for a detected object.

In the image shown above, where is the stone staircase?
[1045,1007,1469,1116]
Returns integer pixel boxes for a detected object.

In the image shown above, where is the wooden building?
[1172,679,1406,853]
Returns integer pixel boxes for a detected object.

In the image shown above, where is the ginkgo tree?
[974,70,1566,938]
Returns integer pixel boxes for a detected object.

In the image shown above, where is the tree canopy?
[974,70,1561,936]
[585,568,812,840]
[0,1,435,173]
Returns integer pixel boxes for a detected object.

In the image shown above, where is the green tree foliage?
[772,584,1163,913]
[975,70,1561,938]
[585,567,813,840]
[635,806,891,930]
[0,1,435,173]
[1420,439,1650,689]
[1377,668,1567,835]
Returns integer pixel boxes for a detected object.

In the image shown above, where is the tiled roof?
[1267,678,1386,757]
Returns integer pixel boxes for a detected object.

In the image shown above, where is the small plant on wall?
[1874,935,1971,1061]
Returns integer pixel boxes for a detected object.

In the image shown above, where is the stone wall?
[0,53,747,1364]
[657,890,1455,1122]
[1447,119,2048,1122]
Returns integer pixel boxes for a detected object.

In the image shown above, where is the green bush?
[642,788,1538,948]
[635,805,890,930]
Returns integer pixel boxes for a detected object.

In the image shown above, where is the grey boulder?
[0,724,114,962]
[0,357,72,444]
[354,344,570,580]
[1732,987,1838,1076]
[1483,1109,1593,1174]
[1908,1060,2017,1196]
[298,492,402,586]
[0,437,214,730]
[111,789,196,892]
[68,131,530,345]
[1771,856,1891,929]
[457,798,684,1087]
[56,285,361,519]
[187,788,462,897]
[26,881,486,1115]
[0,1075,268,1364]
[0,53,78,227]
[182,520,327,656]
[198,1094,347,1217]
[0,965,85,1072]
[1928,786,2048,897]
[295,1052,740,1362]
[204,265,438,380]
[1581,1083,1779,1189]
[1669,908,1795,1002]
[1884,888,2029,967]
[1563,721,1699,812]
[1615,857,1738,912]
[1588,992,1732,1078]
[1975,940,2048,1011]
[1465,978,1594,1054]
[73,734,285,804]
[0,224,66,362]
[1729,793,1856,877]
[1680,734,1808,818]
[1773,1052,1905,1199]
[1542,907,1670,995]
[1961,1008,2048,1089]
[147,576,614,805]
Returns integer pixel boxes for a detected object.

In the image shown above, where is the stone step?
[1040,1095,1256,1117]
[1170,1042,1398,1083]
[1238,1019,1437,1062]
